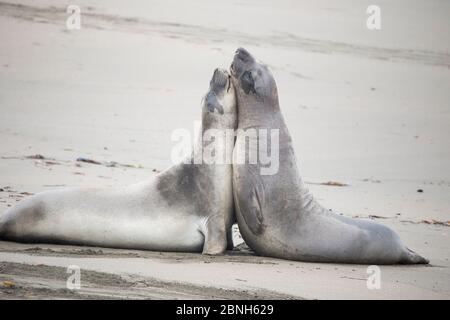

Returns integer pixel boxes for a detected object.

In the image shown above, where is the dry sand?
[0,0,449,299]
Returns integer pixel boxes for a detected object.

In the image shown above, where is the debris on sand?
[2,155,60,166]
[105,161,117,167]
[76,157,102,165]
[104,161,144,169]
[2,154,145,170]
[1,188,33,198]
[419,219,449,226]
[2,155,45,160]
[352,214,394,219]
[322,181,348,186]
[400,219,450,227]
[1,281,16,289]
[368,215,390,219]
[44,161,60,166]
[25,154,46,160]
[1,186,15,192]
[76,157,144,169]
[307,181,349,187]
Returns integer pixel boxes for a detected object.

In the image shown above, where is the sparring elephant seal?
[230,48,428,264]
[0,68,237,255]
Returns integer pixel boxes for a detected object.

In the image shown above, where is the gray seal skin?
[0,68,237,255]
[230,48,428,264]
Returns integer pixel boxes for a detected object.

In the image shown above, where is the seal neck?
[237,99,293,144]
[190,111,236,165]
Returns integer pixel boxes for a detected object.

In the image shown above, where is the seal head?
[230,48,278,106]
[203,68,235,116]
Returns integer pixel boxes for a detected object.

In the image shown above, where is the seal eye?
[241,71,257,95]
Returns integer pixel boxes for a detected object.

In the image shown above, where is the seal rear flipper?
[400,247,429,264]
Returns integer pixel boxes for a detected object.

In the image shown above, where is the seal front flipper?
[233,170,265,235]
[200,214,227,255]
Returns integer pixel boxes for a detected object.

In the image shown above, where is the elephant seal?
[230,48,428,264]
[0,68,237,255]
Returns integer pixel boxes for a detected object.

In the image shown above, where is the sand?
[0,0,449,299]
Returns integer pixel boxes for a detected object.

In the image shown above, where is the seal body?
[231,48,428,264]
[0,69,237,255]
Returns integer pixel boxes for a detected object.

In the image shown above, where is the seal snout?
[211,68,229,88]
[235,47,252,62]
[231,47,254,78]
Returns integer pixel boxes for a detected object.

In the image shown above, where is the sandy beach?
[0,0,449,299]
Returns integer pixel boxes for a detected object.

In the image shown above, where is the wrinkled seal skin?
[0,69,237,255]
[231,48,428,264]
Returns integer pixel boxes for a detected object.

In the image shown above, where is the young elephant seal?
[0,68,237,255]
[230,48,428,264]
